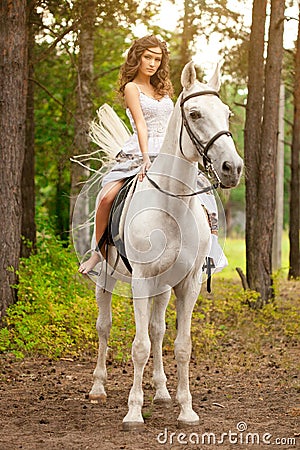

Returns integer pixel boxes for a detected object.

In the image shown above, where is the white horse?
[88,61,243,430]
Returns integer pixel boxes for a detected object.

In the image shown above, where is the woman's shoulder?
[124,82,141,94]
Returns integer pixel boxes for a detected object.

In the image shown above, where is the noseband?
[179,90,232,183]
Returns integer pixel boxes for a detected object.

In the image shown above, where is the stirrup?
[202,257,215,293]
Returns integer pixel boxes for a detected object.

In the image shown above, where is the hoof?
[89,393,107,403]
[122,421,145,432]
[177,419,200,429]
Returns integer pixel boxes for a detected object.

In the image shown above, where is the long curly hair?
[118,35,173,99]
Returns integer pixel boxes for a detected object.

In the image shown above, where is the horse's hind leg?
[173,281,200,426]
[150,290,172,405]
[89,276,116,402]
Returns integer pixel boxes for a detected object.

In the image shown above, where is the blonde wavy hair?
[118,35,173,99]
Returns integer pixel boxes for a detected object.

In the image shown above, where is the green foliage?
[109,284,135,363]
[34,43,75,238]
[0,216,135,361]
[0,217,97,358]
[1,234,298,371]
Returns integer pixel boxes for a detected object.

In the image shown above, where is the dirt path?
[0,352,299,450]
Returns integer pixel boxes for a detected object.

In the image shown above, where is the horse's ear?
[208,62,221,91]
[181,61,197,90]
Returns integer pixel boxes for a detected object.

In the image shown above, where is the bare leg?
[123,298,151,430]
[79,180,124,274]
[150,291,172,404]
[173,279,200,426]
[89,275,116,401]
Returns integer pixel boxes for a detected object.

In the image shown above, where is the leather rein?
[146,90,233,198]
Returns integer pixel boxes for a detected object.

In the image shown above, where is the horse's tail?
[71,104,132,170]
[89,104,132,161]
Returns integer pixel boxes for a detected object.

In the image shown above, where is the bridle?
[145,89,233,198]
[179,90,232,185]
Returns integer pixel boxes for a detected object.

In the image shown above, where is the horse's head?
[179,61,243,188]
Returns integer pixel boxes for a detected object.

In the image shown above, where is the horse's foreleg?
[123,298,150,431]
[89,282,114,402]
[150,291,172,405]
[173,283,199,426]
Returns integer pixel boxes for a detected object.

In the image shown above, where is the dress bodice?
[126,92,174,137]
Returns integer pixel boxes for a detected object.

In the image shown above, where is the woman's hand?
[139,155,151,181]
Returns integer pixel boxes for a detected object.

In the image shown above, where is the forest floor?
[0,281,299,450]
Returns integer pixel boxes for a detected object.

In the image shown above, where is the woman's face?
[138,47,162,77]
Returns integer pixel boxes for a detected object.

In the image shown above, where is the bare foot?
[78,252,101,275]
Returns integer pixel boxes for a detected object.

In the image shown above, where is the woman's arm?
[124,83,151,180]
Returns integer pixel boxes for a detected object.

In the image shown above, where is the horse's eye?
[189,110,202,120]
[229,111,234,120]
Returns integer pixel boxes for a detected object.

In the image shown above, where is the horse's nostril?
[237,165,242,175]
[222,161,232,173]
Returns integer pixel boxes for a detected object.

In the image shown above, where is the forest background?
[31,0,294,240]
[0,0,299,347]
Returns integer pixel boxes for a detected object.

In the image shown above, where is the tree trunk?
[70,0,95,257]
[244,0,284,306]
[180,0,194,68]
[288,12,300,280]
[171,0,196,95]
[255,0,284,303]
[0,0,28,317]
[21,0,36,258]
[244,0,267,292]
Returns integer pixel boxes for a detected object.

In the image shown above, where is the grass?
[220,236,246,279]
[219,231,290,280]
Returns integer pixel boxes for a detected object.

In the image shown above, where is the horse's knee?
[175,340,191,363]
[96,316,112,340]
[132,338,151,364]
[150,320,166,341]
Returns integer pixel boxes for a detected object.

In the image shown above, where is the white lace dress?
[102,88,174,186]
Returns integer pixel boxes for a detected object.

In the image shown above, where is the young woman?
[78,35,174,274]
